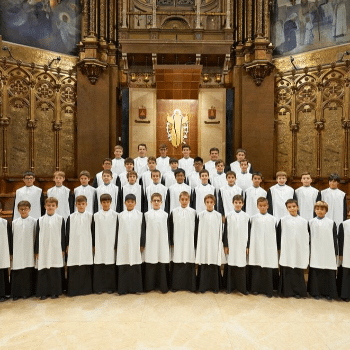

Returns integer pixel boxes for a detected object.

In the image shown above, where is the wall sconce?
[203,74,209,83]
[215,74,221,83]
[130,73,137,82]
[144,73,149,83]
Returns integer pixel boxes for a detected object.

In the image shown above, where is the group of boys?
[1,143,350,301]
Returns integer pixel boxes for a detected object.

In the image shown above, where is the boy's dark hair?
[115,145,123,150]
[23,171,35,178]
[236,148,246,155]
[215,159,225,166]
[151,169,161,175]
[194,157,203,163]
[239,159,249,164]
[169,157,178,164]
[125,193,136,202]
[102,169,113,176]
[329,173,340,182]
[18,200,31,209]
[252,172,263,179]
[151,192,162,201]
[199,169,209,176]
[159,143,167,149]
[79,170,91,178]
[314,200,328,212]
[148,156,157,163]
[276,171,287,178]
[204,194,216,204]
[210,147,219,153]
[100,194,112,203]
[301,171,311,177]
[226,171,236,179]
[46,197,58,205]
[76,195,87,204]
[102,158,112,165]
[179,191,190,199]
[138,143,147,150]
[257,197,268,205]
[285,199,298,208]
[182,144,191,150]
[175,168,186,177]
[124,157,134,165]
[232,194,244,203]
[127,170,138,179]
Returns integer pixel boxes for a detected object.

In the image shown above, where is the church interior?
[1,0,350,348]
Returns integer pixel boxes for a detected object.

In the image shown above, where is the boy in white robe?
[165,169,192,213]
[74,170,97,214]
[119,158,135,188]
[295,172,320,221]
[218,171,243,219]
[236,159,253,192]
[178,144,194,176]
[161,158,179,188]
[196,194,224,293]
[308,200,338,300]
[169,191,197,292]
[223,195,250,294]
[0,215,11,301]
[92,158,119,188]
[204,147,219,178]
[66,195,93,296]
[11,200,37,300]
[186,157,203,190]
[266,171,295,221]
[337,219,350,301]
[92,194,118,294]
[115,194,145,295]
[244,172,267,217]
[191,169,216,213]
[321,173,347,227]
[134,143,148,177]
[112,145,125,175]
[211,159,227,193]
[140,157,158,191]
[277,199,309,298]
[13,171,44,220]
[230,148,253,174]
[248,197,279,298]
[35,197,65,300]
[156,143,170,175]
[145,170,168,212]
[143,193,170,293]
[121,171,144,212]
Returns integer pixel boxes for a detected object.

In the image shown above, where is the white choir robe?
[145,183,168,212]
[236,172,253,192]
[192,184,216,213]
[295,186,320,221]
[244,186,267,217]
[218,184,243,217]
[96,183,120,212]
[187,171,201,190]
[93,171,119,188]
[141,170,155,191]
[118,171,129,188]
[47,185,73,220]
[211,173,227,192]
[266,184,295,221]
[162,171,177,188]
[178,157,194,177]
[112,157,125,175]
[204,160,216,178]
[13,185,43,220]
[337,220,350,299]
[0,218,11,297]
[134,156,148,177]
[74,185,96,214]
[156,156,170,175]
[321,188,347,227]
[166,182,192,213]
[230,161,252,174]
[121,183,143,212]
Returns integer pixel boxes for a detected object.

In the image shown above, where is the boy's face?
[80,175,90,186]
[23,175,35,187]
[210,151,219,161]
[252,175,262,187]
[200,172,209,184]
[329,179,339,189]
[151,172,160,184]
[151,196,162,210]
[170,162,178,171]
[175,172,185,184]
[205,198,215,212]
[236,152,246,161]
[277,175,287,185]
[194,161,203,172]
[257,201,268,214]
[102,161,112,170]
[301,175,312,187]
[138,146,147,157]
[286,202,298,216]
[227,175,236,186]
[128,174,137,185]
[101,200,111,211]
[76,201,87,213]
[125,199,136,211]
[125,163,134,172]
[54,175,65,186]
[315,206,327,218]
[45,202,57,215]
[240,161,248,172]
[102,173,112,184]
[159,147,167,157]
[216,162,225,173]
[148,161,157,171]
[182,147,190,158]
[179,195,190,208]
[114,148,123,159]
[18,206,30,219]
[233,200,243,211]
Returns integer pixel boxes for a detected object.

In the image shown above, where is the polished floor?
[1,291,350,349]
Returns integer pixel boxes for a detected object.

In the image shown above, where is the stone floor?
[1,291,350,349]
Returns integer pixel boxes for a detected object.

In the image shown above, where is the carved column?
[53,121,62,171]
[27,119,37,172]
[81,0,89,39]
[247,0,253,42]
[0,117,10,176]
[343,120,350,178]
[256,0,263,38]
[90,0,96,35]
[196,0,201,29]
[289,122,299,178]
[314,120,325,178]
[122,0,127,28]
[225,0,231,29]
[108,0,115,42]
[100,0,107,39]
[152,0,157,29]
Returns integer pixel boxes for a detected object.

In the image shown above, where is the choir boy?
[308,200,338,300]
[143,193,170,293]
[92,194,118,294]
[178,144,194,176]
[11,201,37,300]
[204,147,220,177]
[169,191,197,292]
[134,143,148,177]
[35,197,65,300]
[112,145,125,175]
[162,158,179,188]
[47,171,74,220]
[187,157,204,190]
[236,159,253,191]
[244,172,267,217]
[140,156,158,190]
[248,197,278,298]
[95,170,121,212]
[266,171,295,221]
[337,218,350,301]
[115,194,145,294]
[230,148,253,174]
[277,199,309,298]
[74,170,96,214]
[223,195,250,294]
[321,173,347,227]
[13,171,44,220]
[295,172,320,221]
[121,171,144,212]
[92,158,119,188]
[119,158,135,188]
[145,170,168,212]
[165,169,192,213]
[0,214,11,301]
[196,194,224,293]
[66,195,93,296]
[156,144,170,175]
[211,159,227,192]
[191,169,216,213]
